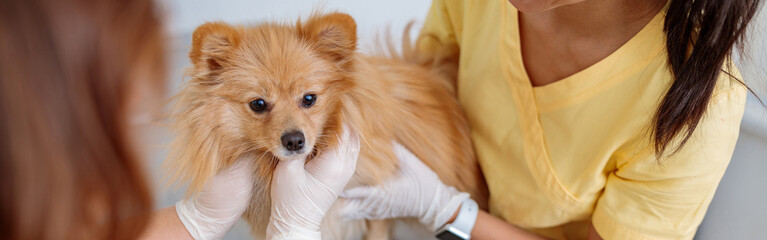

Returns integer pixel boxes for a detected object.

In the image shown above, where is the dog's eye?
[249,99,268,113]
[302,94,317,108]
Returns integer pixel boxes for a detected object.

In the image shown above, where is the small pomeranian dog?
[166,12,488,239]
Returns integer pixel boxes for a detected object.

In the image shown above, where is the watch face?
[436,230,464,240]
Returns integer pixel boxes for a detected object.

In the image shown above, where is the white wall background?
[145,1,767,239]
[158,0,431,60]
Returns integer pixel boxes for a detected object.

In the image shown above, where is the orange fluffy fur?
[166,12,488,239]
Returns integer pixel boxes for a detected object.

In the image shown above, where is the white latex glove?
[175,158,256,240]
[340,142,470,232]
[266,126,360,240]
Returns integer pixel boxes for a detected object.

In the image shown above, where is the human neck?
[517,0,666,86]
[520,0,665,39]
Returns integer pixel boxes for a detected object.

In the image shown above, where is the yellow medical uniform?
[419,0,747,239]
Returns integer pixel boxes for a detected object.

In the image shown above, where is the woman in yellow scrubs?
[341,0,763,239]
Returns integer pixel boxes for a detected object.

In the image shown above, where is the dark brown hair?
[656,0,763,156]
[0,0,165,239]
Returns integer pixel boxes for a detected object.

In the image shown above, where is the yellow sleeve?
[592,84,747,240]
[418,0,464,54]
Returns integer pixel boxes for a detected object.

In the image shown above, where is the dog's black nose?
[281,130,305,151]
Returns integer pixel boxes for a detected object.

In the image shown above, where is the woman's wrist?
[446,205,461,224]
[139,206,194,240]
[425,186,470,231]
[175,200,237,239]
[265,214,321,240]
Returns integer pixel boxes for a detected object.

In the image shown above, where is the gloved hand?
[175,158,256,240]
[266,126,361,240]
[340,142,470,232]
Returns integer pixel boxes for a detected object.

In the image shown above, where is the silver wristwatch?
[436,198,479,240]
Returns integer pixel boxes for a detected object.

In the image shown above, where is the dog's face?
[186,14,357,162]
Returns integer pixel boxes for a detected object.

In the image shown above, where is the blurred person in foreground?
[0,0,360,239]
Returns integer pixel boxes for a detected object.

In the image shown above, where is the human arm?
[341,142,548,240]
[461,87,744,240]
[341,85,743,239]
[589,87,746,239]
[140,158,256,240]
[469,209,548,240]
[462,209,599,240]
[140,206,193,240]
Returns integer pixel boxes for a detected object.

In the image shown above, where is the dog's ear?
[299,13,357,67]
[189,22,240,72]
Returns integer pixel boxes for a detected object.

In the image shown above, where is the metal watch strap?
[436,198,479,240]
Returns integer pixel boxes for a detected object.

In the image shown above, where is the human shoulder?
[711,62,748,101]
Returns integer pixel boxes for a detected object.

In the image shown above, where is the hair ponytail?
[655,0,762,157]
